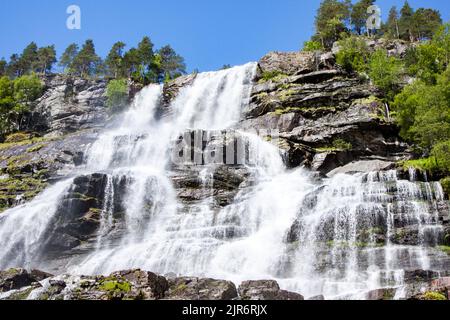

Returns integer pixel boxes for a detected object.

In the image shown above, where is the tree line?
[305,0,443,50]
[0,36,186,85]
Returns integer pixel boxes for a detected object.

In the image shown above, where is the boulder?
[0,268,52,293]
[238,280,303,300]
[327,160,395,177]
[165,277,238,300]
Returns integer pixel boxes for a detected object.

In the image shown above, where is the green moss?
[99,280,132,293]
[172,283,188,294]
[0,136,52,151]
[421,291,446,300]
[258,71,288,83]
[438,246,450,255]
[316,139,352,152]
[26,144,45,153]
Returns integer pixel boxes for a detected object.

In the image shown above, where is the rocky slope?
[0,41,449,300]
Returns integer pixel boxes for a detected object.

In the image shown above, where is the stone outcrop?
[31,75,108,137]
[238,280,304,300]
[0,268,304,301]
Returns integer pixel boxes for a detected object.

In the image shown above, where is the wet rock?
[327,160,395,177]
[307,294,325,300]
[159,73,197,116]
[238,280,303,300]
[166,277,238,300]
[366,288,396,300]
[0,268,52,293]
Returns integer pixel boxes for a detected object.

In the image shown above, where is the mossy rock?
[419,291,447,300]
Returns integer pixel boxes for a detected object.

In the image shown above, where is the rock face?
[241,51,410,174]
[31,75,108,137]
[0,269,305,301]
[238,280,304,300]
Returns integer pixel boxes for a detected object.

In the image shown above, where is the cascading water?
[0,63,448,300]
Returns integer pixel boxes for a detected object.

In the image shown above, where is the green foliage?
[157,45,186,82]
[302,40,324,52]
[440,178,450,196]
[393,67,450,151]
[259,71,288,83]
[332,139,352,150]
[313,0,351,49]
[382,6,400,39]
[36,46,56,75]
[0,59,6,77]
[368,49,403,100]
[336,36,370,73]
[105,42,126,79]
[106,79,129,113]
[350,0,375,35]
[421,291,446,300]
[71,40,102,77]
[13,74,43,105]
[59,43,79,74]
[99,280,131,293]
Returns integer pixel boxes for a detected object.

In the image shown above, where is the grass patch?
[400,157,440,172]
[316,139,352,152]
[99,280,132,293]
[259,71,288,83]
[438,246,450,255]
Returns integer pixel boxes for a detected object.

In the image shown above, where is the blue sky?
[1,0,449,72]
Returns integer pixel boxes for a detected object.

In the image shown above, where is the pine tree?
[137,36,156,83]
[36,46,57,74]
[59,43,79,74]
[156,45,186,82]
[314,0,351,49]
[18,42,39,75]
[6,54,21,78]
[399,1,415,41]
[72,40,101,77]
[0,59,6,77]
[413,8,442,40]
[350,0,375,35]
[105,41,126,78]
[384,6,400,39]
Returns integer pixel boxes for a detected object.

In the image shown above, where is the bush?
[302,40,324,52]
[106,79,129,113]
[368,49,404,101]
[335,36,370,73]
[440,177,450,196]
[13,74,43,105]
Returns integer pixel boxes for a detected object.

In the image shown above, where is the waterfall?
[0,63,448,300]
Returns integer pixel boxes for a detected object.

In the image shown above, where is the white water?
[0,63,448,299]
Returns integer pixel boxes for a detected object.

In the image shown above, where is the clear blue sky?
[1,0,449,72]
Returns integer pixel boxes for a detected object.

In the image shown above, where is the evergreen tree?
[0,59,6,77]
[59,43,79,74]
[36,45,57,74]
[123,48,141,79]
[18,42,39,75]
[6,54,21,78]
[105,41,126,78]
[72,40,101,77]
[137,36,156,83]
[314,0,351,49]
[350,0,375,35]
[156,45,186,82]
[413,8,442,40]
[383,6,400,39]
[399,1,415,41]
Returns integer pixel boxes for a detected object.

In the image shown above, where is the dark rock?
[366,288,396,300]
[0,268,52,293]
[165,277,238,300]
[238,280,303,300]
[307,294,325,300]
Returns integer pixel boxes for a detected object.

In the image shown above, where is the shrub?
[106,79,129,113]
[368,49,404,101]
[335,36,370,73]
[13,74,43,105]
[302,40,324,52]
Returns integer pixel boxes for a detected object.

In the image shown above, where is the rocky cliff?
[0,43,449,300]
